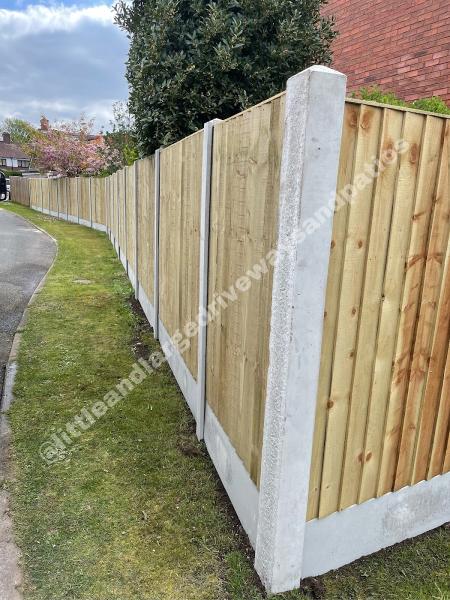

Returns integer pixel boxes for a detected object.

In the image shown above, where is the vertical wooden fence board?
[97,178,106,226]
[339,108,404,510]
[68,178,78,219]
[444,438,450,473]
[118,169,126,254]
[319,105,383,517]
[206,94,285,484]
[359,112,425,502]
[91,178,97,224]
[110,175,115,238]
[159,131,203,379]
[43,179,50,212]
[137,157,155,305]
[126,166,136,272]
[395,120,450,490]
[377,116,444,496]
[58,178,67,217]
[428,346,450,477]
[81,177,91,222]
[412,234,450,482]
[159,142,182,352]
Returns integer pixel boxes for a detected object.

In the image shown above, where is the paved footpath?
[0,207,56,600]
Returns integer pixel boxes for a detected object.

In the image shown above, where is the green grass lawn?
[3,202,450,600]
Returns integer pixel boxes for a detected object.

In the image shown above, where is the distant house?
[39,116,103,143]
[0,133,32,173]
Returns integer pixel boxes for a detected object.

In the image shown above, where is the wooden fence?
[10,66,450,595]
[309,102,450,520]
[10,176,30,206]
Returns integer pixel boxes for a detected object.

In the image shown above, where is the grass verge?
[3,203,450,600]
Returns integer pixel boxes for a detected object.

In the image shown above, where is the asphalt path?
[0,208,56,395]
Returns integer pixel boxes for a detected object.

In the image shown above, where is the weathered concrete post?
[196,118,221,439]
[153,148,161,340]
[255,65,346,594]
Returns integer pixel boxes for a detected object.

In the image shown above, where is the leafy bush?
[354,86,450,115]
[114,0,336,155]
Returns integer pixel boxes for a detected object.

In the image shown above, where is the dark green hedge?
[114,0,336,155]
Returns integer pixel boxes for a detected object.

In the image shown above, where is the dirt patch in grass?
[3,204,450,600]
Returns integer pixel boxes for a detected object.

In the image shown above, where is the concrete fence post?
[196,119,221,440]
[153,149,161,339]
[254,65,346,595]
[134,161,139,298]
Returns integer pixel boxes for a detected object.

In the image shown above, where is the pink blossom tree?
[27,117,118,177]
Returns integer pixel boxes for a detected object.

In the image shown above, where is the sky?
[0,0,129,132]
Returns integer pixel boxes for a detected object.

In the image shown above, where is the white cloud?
[0,4,114,39]
[0,3,129,130]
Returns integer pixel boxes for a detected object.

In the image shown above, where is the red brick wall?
[323,0,450,104]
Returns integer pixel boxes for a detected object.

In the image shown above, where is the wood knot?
[360,110,373,131]
[412,210,426,221]
[351,307,357,316]
[365,452,372,462]
[357,239,364,249]
[349,109,358,128]
[409,143,419,164]
[327,400,334,409]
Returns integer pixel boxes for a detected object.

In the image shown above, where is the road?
[0,208,56,395]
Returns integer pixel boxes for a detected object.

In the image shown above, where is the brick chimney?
[2,132,11,143]
[40,116,49,132]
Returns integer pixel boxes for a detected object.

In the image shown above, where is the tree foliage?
[1,117,38,146]
[26,118,113,177]
[102,101,139,173]
[114,0,336,155]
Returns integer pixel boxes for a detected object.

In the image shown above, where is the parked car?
[0,171,7,201]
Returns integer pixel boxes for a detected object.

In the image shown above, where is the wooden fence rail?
[9,65,450,595]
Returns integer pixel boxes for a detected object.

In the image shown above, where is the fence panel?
[10,177,30,206]
[126,166,136,273]
[43,178,50,212]
[96,178,106,227]
[137,157,155,308]
[118,170,126,257]
[29,179,39,208]
[206,93,285,485]
[159,131,203,380]
[308,102,450,520]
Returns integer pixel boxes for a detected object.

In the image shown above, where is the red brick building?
[323,0,450,104]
